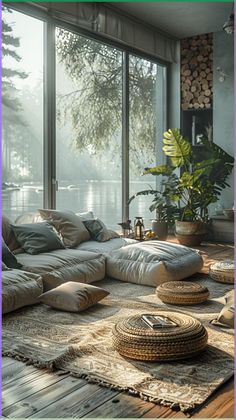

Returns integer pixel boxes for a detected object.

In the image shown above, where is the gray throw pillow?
[38,281,109,312]
[11,222,65,255]
[38,209,90,247]
[2,215,20,251]
[83,218,119,242]
[2,239,22,269]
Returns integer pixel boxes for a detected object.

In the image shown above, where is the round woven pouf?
[112,310,208,362]
[209,260,234,284]
[156,281,209,305]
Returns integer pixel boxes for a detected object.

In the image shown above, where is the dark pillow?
[11,222,65,255]
[2,215,20,251]
[83,218,119,242]
[2,239,22,269]
[2,261,11,271]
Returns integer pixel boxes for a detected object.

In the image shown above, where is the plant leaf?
[163,128,192,167]
[127,189,159,204]
[143,165,174,176]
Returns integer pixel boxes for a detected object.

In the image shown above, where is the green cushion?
[11,222,65,255]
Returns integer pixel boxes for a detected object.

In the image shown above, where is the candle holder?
[134,217,145,240]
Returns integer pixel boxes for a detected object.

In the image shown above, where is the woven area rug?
[2,274,234,412]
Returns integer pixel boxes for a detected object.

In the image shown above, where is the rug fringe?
[2,346,79,371]
[69,371,196,413]
[2,349,196,413]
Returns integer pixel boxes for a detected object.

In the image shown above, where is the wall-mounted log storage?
[181,33,213,110]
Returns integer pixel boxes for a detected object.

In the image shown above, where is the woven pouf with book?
[209,260,234,284]
[112,310,208,361]
[156,281,209,305]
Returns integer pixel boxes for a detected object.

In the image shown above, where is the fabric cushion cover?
[76,211,94,220]
[39,209,90,247]
[2,261,11,271]
[77,237,137,254]
[2,239,22,269]
[106,240,203,286]
[83,218,119,242]
[2,269,43,314]
[11,222,65,255]
[2,215,20,251]
[212,290,234,328]
[38,281,109,312]
[16,248,106,291]
[15,211,43,225]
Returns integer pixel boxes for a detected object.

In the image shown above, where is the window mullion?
[122,51,129,222]
[43,20,56,209]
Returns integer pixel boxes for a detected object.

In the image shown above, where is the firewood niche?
[181,33,213,111]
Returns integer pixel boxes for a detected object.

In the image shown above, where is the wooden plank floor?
[2,241,234,418]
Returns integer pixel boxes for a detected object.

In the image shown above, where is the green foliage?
[2,6,28,112]
[163,128,192,167]
[142,165,174,176]
[128,178,180,224]
[56,28,157,170]
[129,128,234,223]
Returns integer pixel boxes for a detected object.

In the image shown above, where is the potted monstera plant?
[128,166,179,240]
[141,128,234,246]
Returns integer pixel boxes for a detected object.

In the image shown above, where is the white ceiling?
[109,2,233,39]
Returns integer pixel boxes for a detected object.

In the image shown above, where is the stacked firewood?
[181,33,213,110]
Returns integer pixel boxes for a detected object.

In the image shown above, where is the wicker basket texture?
[113,310,208,361]
[209,260,234,284]
[156,281,209,305]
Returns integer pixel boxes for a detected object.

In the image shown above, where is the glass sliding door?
[2,7,44,221]
[56,28,122,229]
[129,55,165,229]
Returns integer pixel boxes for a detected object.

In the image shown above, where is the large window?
[2,6,166,228]
[56,28,122,230]
[2,7,44,222]
[129,55,160,229]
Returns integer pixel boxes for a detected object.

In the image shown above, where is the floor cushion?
[77,237,137,254]
[209,260,234,284]
[17,249,106,291]
[38,281,109,312]
[106,241,203,286]
[2,269,43,314]
[112,310,208,361]
[156,281,209,305]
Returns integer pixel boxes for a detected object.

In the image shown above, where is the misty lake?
[2,180,156,231]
